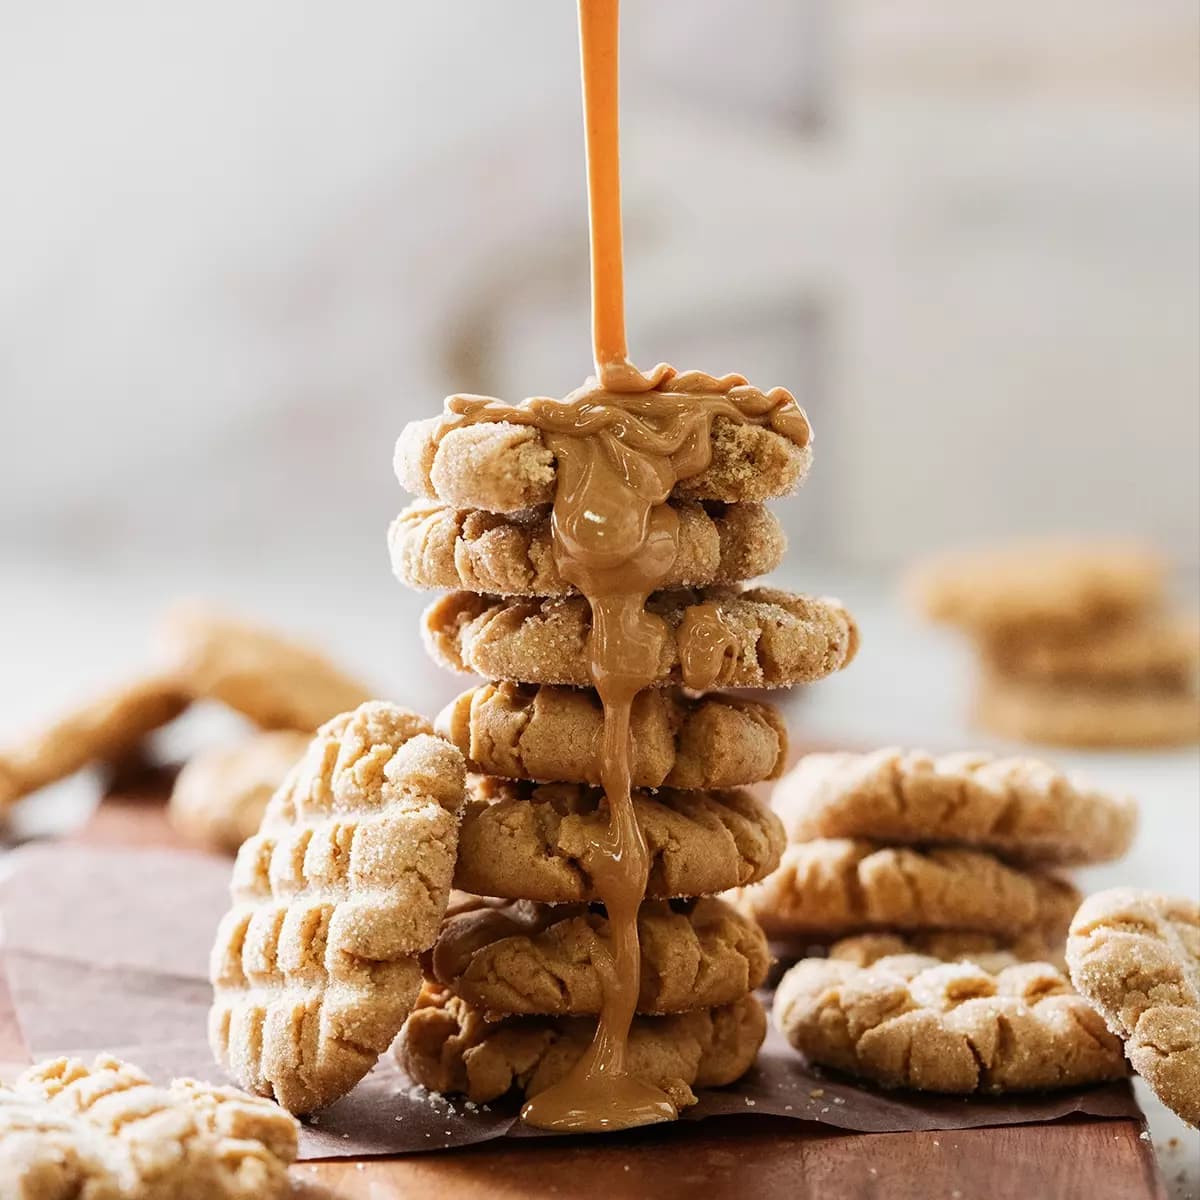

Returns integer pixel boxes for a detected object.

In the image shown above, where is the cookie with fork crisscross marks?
[0,1054,298,1200]
[208,701,466,1114]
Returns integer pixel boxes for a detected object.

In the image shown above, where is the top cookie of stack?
[387,382,859,1110]
[907,540,1199,748]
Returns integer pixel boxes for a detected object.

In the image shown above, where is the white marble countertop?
[1,550,1196,1190]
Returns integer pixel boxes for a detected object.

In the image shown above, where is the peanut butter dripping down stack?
[387,0,858,1131]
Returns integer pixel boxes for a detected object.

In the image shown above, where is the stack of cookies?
[907,540,1200,747]
[741,748,1138,966]
[384,395,860,1110]
[748,748,1140,1095]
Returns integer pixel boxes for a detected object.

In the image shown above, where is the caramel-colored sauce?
[428,0,811,1133]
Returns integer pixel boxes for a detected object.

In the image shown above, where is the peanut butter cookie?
[0,675,188,810]
[390,500,784,596]
[158,604,372,732]
[430,896,770,1017]
[776,748,1137,867]
[828,932,1065,973]
[438,683,786,790]
[906,539,1164,633]
[168,732,311,855]
[395,411,811,514]
[208,702,466,1113]
[975,672,1200,748]
[423,586,858,690]
[774,953,1125,1093]
[0,1054,298,1199]
[740,839,1080,941]
[455,777,785,902]
[396,985,766,1108]
[1068,888,1200,1127]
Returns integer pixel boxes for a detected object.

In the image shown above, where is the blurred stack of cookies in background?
[744,747,1139,1095]
[907,540,1200,747]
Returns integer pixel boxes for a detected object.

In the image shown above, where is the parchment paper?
[0,844,1141,1160]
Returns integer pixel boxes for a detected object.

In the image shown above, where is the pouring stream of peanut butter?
[432,0,809,1131]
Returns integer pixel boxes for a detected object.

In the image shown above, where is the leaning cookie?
[0,1054,298,1200]
[776,748,1137,867]
[395,398,812,514]
[158,604,373,732]
[774,953,1126,1094]
[1068,888,1200,1128]
[390,500,784,596]
[396,985,766,1109]
[975,673,1200,749]
[739,838,1080,942]
[0,674,189,810]
[438,683,787,790]
[455,778,785,903]
[209,702,466,1113]
[423,587,858,690]
[168,732,311,855]
[430,896,770,1017]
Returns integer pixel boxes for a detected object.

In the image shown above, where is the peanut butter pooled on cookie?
[388,0,856,1131]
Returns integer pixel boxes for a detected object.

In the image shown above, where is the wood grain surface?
[0,782,1166,1200]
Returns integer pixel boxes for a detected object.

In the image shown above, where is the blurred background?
[0,1,1197,1178]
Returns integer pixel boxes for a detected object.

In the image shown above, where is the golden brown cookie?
[0,1054,298,1200]
[1068,888,1200,1127]
[776,748,1137,867]
[739,838,1080,941]
[396,985,766,1108]
[974,672,1200,748]
[0,675,188,810]
[423,586,859,690]
[158,604,372,732]
[208,702,466,1113]
[389,500,784,596]
[981,614,1200,687]
[438,683,787,790]
[395,409,811,514]
[906,539,1164,633]
[828,932,1065,973]
[168,732,311,855]
[455,777,785,903]
[430,896,770,1017]
[774,953,1125,1094]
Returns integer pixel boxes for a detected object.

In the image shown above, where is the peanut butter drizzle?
[431,0,810,1132]
[677,602,739,692]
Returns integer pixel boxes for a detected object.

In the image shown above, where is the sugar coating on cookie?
[906,539,1165,632]
[395,412,811,514]
[739,838,1080,941]
[774,953,1126,1094]
[423,586,858,690]
[455,777,785,903]
[208,702,466,1113]
[389,499,785,596]
[396,984,766,1108]
[975,671,1200,749]
[169,732,312,855]
[0,1054,298,1200]
[827,931,1066,972]
[1068,888,1200,1128]
[0,675,189,809]
[159,604,372,732]
[438,683,787,790]
[430,896,770,1017]
[776,748,1137,867]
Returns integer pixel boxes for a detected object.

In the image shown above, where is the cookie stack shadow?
[907,540,1200,748]
[384,407,859,1109]
[742,748,1140,1094]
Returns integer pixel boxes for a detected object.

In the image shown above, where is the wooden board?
[0,784,1165,1200]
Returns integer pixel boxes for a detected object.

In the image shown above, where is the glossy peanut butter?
[430,0,809,1131]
